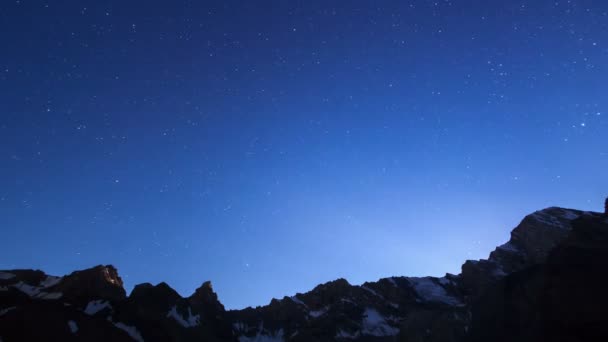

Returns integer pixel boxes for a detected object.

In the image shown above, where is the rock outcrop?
[0,266,232,341]
[1,206,607,342]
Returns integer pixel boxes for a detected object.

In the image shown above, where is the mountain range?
[1,206,607,341]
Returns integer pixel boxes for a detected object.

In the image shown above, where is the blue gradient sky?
[1,0,607,309]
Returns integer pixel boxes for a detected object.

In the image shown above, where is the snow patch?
[166,306,200,328]
[559,209,580,220]
[40,276,62,288]
[10,281,62,299]
[114,322,144,342]
[361,285,382,298]
[68,320,79,334]
[85,300,112,315]
[336,329,361,339]
[530,209,578,230]
[0,306,16,316]
[309,306,328,318]
[340,298,356,305]
[37,292,63,300]
[233,321,248,332]
[289,295,307,307]
[0,272,15,280]
[408,277,463,306]
[361,308,399,337]
[387,277,398,287]
[13,282,40,296]
[239,328,284,342]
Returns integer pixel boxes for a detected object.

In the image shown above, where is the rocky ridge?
[1,206,607,341]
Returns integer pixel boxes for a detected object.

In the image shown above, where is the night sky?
[1,1,607,309]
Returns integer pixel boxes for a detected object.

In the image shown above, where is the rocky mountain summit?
[2,207,607,341]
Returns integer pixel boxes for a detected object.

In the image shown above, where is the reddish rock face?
[56,265,126,302]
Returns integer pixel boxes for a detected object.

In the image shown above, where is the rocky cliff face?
[1,207,607,342]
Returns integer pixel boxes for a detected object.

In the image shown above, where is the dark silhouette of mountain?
[1,207,607,341]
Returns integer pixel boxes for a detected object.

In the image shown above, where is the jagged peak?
[66,264,123,287]
[190,280,216,299]
[130,281,181,302]
[311,278,351,292]
[0,269,47,286]
[58,264,126,301]
[488,206,603,264]
[3,204,608,342]
[188,280,226,314]
[3,205,606,332]
[201,280,214,291]
[459,206,606,297]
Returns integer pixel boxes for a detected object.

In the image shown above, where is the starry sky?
[1,0,607,309]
